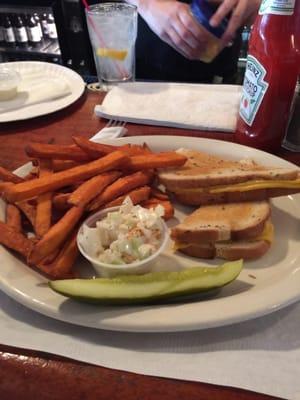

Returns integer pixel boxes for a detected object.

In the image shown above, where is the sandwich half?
[171,201,273,260]
[159,149,300,206]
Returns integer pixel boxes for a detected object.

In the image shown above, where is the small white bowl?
[0,67,21,101]
[77,206,169,278]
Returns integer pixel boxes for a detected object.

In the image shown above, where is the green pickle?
[49,260,243,305]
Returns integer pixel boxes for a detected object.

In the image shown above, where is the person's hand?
[137,0,208,60]
[209,0,261,45]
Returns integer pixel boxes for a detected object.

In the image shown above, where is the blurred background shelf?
[0,1,251,84]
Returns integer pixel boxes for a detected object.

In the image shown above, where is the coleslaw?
[79,198,165,265]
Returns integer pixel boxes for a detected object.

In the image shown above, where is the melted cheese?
[255,220,274,243]
[174,178,300,194]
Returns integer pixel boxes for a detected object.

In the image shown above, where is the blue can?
[190,0,229,62]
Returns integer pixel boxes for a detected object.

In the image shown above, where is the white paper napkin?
[90,125,128,141]
[0,70,72,114]
[95,82,242,132]
[1,289,300,399]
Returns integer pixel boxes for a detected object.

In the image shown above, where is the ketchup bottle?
[235,0,300,152]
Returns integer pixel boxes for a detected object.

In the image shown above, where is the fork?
[90,119,128,142]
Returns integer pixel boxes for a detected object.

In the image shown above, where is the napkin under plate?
[95,82,242,132]
[0,70,72,114]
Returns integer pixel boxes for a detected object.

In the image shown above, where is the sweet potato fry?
[88,171,153,211]
[142,142,152,153]
[161,201,175,221]
[38,248,61,266]
[35,160,53,237]
[150,187,169,200]
[73,136,151,158]
[51,231,79,277]
[6,204,22,232]
[53,192,71,211]
[38,159,52,174]
[25,143,91,162]
[0,166,24,183]
[4,151,129,203]
[16,200,36,229]
[68,171,122,208]
[120,144,152,155]
[28,206,84,264]
[103,186,151,209]
[141,198,174,221]
[35,192,52,237]
[53,174,125,210]
[0,182,13,196]
[52,159,82,172]
[31,261,59,278]
[37,231,79,279]
[128,152,187,170]
[0,221,34,258]
[73,136,119,158]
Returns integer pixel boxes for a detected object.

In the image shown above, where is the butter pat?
[0,67,21,101]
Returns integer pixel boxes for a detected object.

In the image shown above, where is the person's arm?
[125,0,208,60]
[209,0,261,44]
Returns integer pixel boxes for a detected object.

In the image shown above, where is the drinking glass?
[85,3,138,86]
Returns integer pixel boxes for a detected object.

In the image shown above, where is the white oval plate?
[0,61,85,122]
[1,136,300,332]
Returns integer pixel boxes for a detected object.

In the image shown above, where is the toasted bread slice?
[159,149,299,190]
[174,187,300,206]
[171,201,271,243]
[180,240,270,260]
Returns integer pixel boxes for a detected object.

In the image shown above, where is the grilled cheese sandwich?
[159,149,300,206]
[171,202,273,261]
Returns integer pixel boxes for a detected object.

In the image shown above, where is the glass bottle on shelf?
[41,13,49,38]
[14,14,28,47]
[47,13,58,40]
[27,15,42,47]
[3,15,16,47]
[33,13,43,39]
[0,15,5,45]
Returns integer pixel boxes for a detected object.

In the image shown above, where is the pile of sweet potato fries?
[0,137,187,279]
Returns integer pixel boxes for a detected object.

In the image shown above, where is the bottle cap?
[190,0,228,39]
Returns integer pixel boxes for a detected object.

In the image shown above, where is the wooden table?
[0,89,297,400]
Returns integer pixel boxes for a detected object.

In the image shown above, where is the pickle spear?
[49,260,243,305]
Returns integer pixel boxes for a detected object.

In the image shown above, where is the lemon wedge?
[96,48,128,61]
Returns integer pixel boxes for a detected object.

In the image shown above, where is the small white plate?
[0,136,300,332]
[0,61,85,122]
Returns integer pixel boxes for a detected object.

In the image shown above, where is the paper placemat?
[95,82,242,132]
[1,290,300,399]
